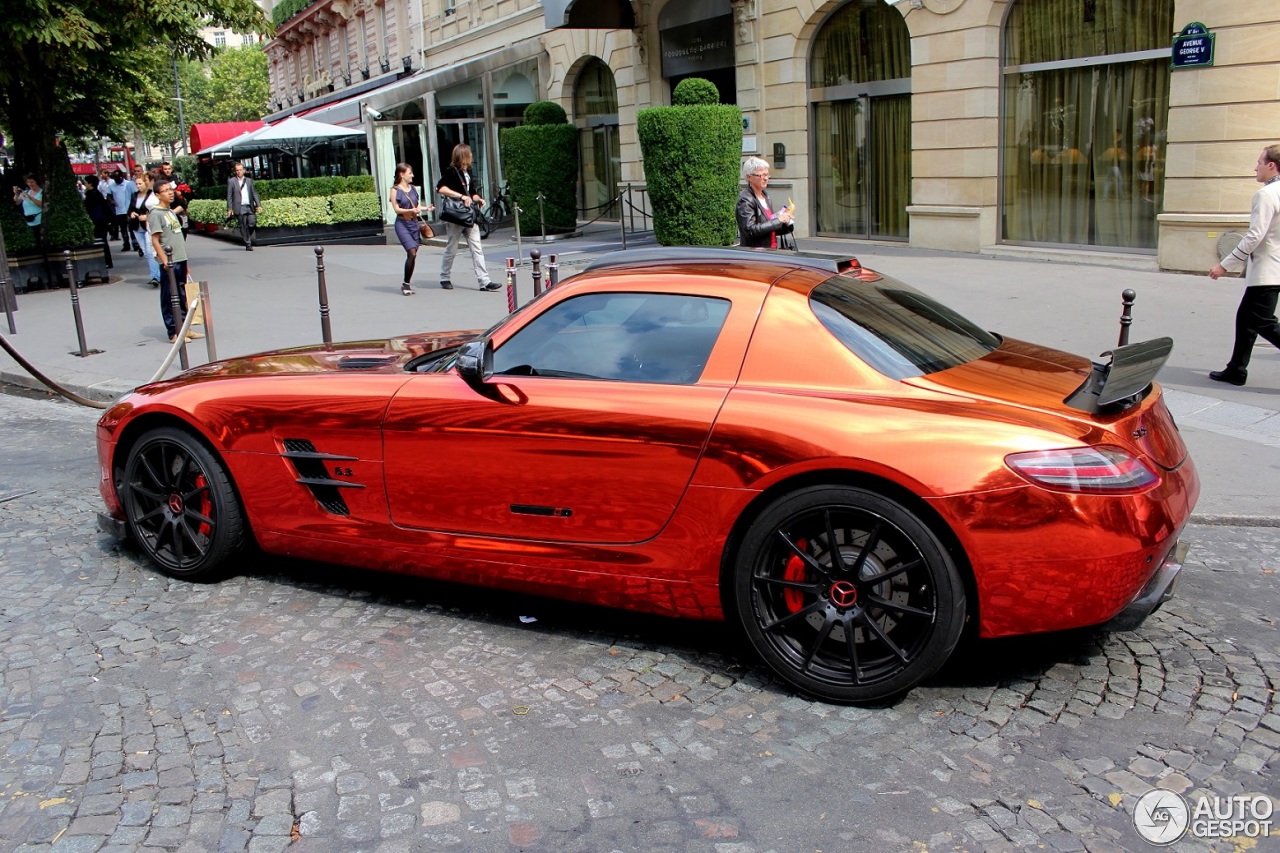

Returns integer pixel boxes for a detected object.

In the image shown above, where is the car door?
[383,290,739,544]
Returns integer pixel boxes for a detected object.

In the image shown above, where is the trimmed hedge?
[500,102,578,237]
[637,94,742,246]
[196,174,375,201]
[187,191,380,228]
[673,78,720,106]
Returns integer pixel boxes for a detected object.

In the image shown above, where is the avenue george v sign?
[1172,22,1214,69]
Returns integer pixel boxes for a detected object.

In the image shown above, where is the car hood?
[906,337,1188,469]
[178,330,483,379]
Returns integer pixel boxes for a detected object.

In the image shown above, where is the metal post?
[315,246,333,349]
[0,214,17,334]
[513,197,523,265]
[536,191,546,243]
[619,189,627,250]
[171,53,188,156]
[64,250,90,357]
[165,247,188,370]
[198,280,216,362]
[547,254,558,289]
[505,258,517,313]
[530,249,542,299]
[1118,289,1136,347]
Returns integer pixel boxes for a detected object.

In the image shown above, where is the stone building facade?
[265,0,1278,271]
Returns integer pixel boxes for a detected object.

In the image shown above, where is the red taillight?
[1005,446,1158,494]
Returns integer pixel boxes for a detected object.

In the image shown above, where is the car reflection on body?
[96,248,1198,704]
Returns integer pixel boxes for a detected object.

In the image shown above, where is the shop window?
[1001,0,1173,250]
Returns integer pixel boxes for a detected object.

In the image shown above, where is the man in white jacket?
[1209,144,1280,386]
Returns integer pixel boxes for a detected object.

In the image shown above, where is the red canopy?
[189,121,264,155]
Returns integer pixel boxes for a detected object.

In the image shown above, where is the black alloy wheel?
[120,426,244,580]
[734,486,965,704]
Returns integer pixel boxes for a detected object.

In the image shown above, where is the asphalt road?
[0,391,1276,852]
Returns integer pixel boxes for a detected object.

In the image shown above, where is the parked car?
[96,248,1198,703]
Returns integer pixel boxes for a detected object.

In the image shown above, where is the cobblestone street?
[1,393,1276,852]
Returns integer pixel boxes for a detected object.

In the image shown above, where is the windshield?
[811,273,999,379]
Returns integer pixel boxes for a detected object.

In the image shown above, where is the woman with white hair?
[735,156,794,249]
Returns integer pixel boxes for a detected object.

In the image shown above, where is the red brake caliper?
[783,538,808,613]
[195,474,212,537]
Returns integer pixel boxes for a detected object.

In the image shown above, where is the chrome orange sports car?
[96,248,1198,703]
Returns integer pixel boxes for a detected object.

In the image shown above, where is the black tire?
[120,426,245,580]
[733,485,965,703]
[477,211,491,240]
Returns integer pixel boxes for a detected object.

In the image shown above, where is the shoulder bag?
[439,196,475,228]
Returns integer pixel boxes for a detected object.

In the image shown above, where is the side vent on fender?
[281,438,363,516]
[338,356,399,370]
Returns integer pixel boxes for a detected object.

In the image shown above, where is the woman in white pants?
[435,144,498,291]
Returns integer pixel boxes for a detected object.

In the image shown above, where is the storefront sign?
[1172,23,1214,69]
[660,15,735,78]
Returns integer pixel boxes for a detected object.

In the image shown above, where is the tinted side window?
[811,274,999,378]
[492,293,731,384]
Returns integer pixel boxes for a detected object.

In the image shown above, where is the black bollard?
[315,246,332,350]
[165,247,189,370]
[1118,289,1136,347]
[547,254,558,289]
[530,249,542,299]
[64,250,89,357]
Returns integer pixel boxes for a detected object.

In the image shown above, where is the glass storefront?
[1001,0,1173,249]
[575,59,621,219]
[810,1,911,240]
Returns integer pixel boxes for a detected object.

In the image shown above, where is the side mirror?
[455,338,510,402]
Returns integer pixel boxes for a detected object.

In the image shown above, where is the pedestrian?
[131,172,162,287]
[107,169,139,254]
[389,162,434,296]
[12,174,44,240]
[156,161,190,235]
[225,161,263,251]
[1208,144,1280,386]
[436,144,498,292]
[736,156,794,249]
[81,174,115,269]
[98,169,118,241]
[148,178,202,344]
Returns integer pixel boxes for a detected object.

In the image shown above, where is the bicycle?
[475,183,511,239]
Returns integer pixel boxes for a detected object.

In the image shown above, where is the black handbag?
[439,197,475,228]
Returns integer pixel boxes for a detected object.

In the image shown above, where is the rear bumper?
[1099,539,1188,632]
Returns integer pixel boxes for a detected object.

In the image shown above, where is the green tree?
[0,0,269,185]
[207,46,269,122]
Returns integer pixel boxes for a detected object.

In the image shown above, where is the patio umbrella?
[215,116,364,159]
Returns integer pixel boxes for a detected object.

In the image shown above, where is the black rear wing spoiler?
[1065,337,1173,412]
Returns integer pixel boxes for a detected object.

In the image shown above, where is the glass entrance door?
[813,93,910,240]
[436,120,489,204]
[580,123,620,219]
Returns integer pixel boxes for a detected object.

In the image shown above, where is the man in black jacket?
[225,162,263,250]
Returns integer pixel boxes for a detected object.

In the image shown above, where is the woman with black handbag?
[435,144,498,291]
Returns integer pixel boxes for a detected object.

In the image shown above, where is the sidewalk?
[2,223,1277,522]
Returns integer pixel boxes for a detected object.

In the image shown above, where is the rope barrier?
[0,292,204,410]
[0,330,110,409]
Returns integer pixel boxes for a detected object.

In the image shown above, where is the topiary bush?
[187,192,380,228]
[673,78,720,106]
[330,192,381,223]
[523,101,568,126]
[43,142,95,251]
[637,79,742,246]
[500,101,578,236]
[1,184,36,253]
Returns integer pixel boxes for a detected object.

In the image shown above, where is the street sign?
[1172,23,1214,69]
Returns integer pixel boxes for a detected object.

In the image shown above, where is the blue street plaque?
[1172,22,1214,69]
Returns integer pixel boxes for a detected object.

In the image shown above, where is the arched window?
[809,2,911,240]
[1001,0,1173,249]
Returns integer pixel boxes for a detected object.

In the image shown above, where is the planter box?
[7,242,112,293]
[193,221,386,247]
